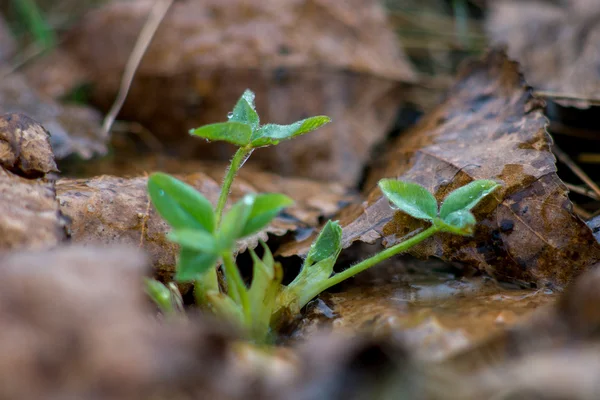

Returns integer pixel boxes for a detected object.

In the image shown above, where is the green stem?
[303,225,439,306]
[221,251,251,328]
[196,146,250,301]
[215,147,251,226]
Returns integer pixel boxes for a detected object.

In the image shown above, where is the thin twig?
[565,183,600,200]
[573,204,592,220]
[102,0,174,137]
[553,145,600,200]
[534,90,600,105]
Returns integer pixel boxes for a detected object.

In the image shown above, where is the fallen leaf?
[281,49,600,288]
[41,0,416,184]
[56,164,356,279]
[0,113,57,176]
[291,268,555,361]
[487,0,600,107]
[0,113,66,251]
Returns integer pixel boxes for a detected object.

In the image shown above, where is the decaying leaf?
[0,70,106,159]
[281,50,600,288]
[291,267,555,361]
[487,0,600,107]
[0,113,57,176]
[56,165,356,279]
[40,0,415,184]
[0,113,66,251]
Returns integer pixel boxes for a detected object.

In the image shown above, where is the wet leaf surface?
[283,50,600,288]
[56,162,356,279]
[290,258,556,361]
[487,0,600,107]
[37,0,416,184]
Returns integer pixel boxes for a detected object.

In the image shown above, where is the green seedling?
[145,89,500,343]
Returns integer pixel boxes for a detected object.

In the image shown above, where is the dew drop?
[227,112,234,119]
[388,201,399,211]
[159,189,165,196]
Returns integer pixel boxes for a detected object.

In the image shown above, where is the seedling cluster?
[145,89,499,343]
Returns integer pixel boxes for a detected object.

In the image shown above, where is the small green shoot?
[145,88,500,343]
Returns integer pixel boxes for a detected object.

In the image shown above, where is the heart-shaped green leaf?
[240,193,294,237]
[439,210,477,236]
[167,229,218,253]
[305,220,343,267]
[378,179,437,221]
[175,248,219,282]
[148,173,215,233]
[250,116,331,147]
[439,179,499,219]
[229,89,259,131]
[189,121,252,146]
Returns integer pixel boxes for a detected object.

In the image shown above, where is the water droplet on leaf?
[159,189,165,196]
[227,112,234,119]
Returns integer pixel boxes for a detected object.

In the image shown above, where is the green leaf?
[167,229,217,253]
[240,193,294,237]
[438,210,477,236]
[148,173,215,233]
[205,291,244,326]
[248,242,275,310]
[175,248,219,282]
[217,195,254,249]
[250,116,331,147]
[305,220,343,267]
[229,89,259,131]
[144,278,173,314]
[189,121,252,146]
[439,180,500,219]
[378,179,437,221]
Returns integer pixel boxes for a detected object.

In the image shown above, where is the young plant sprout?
[146,89,500,343]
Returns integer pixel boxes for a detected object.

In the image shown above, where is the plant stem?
[305,225,439,305]
[196,146,250,301]
[215,147,251,226]
[221,251,251,328]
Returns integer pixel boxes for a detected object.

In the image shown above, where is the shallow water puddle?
[293,273,557,360]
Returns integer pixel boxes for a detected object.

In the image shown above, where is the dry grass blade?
[102,0,174,136]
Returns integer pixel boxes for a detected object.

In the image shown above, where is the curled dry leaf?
[56,165,356,279]
[487,0,600,107]
[46,0,415,184]
[0,113,66,251]
[281,49,600,288]
[0,113,57,176]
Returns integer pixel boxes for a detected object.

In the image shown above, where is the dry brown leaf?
[282,50,600,288]
[56,166,356,279]
[487,0,600,107]
[0,113,66,251]
[0,113,57,176]
[40,0,415,185]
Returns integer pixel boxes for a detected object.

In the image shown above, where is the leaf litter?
[281,49,600,289]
